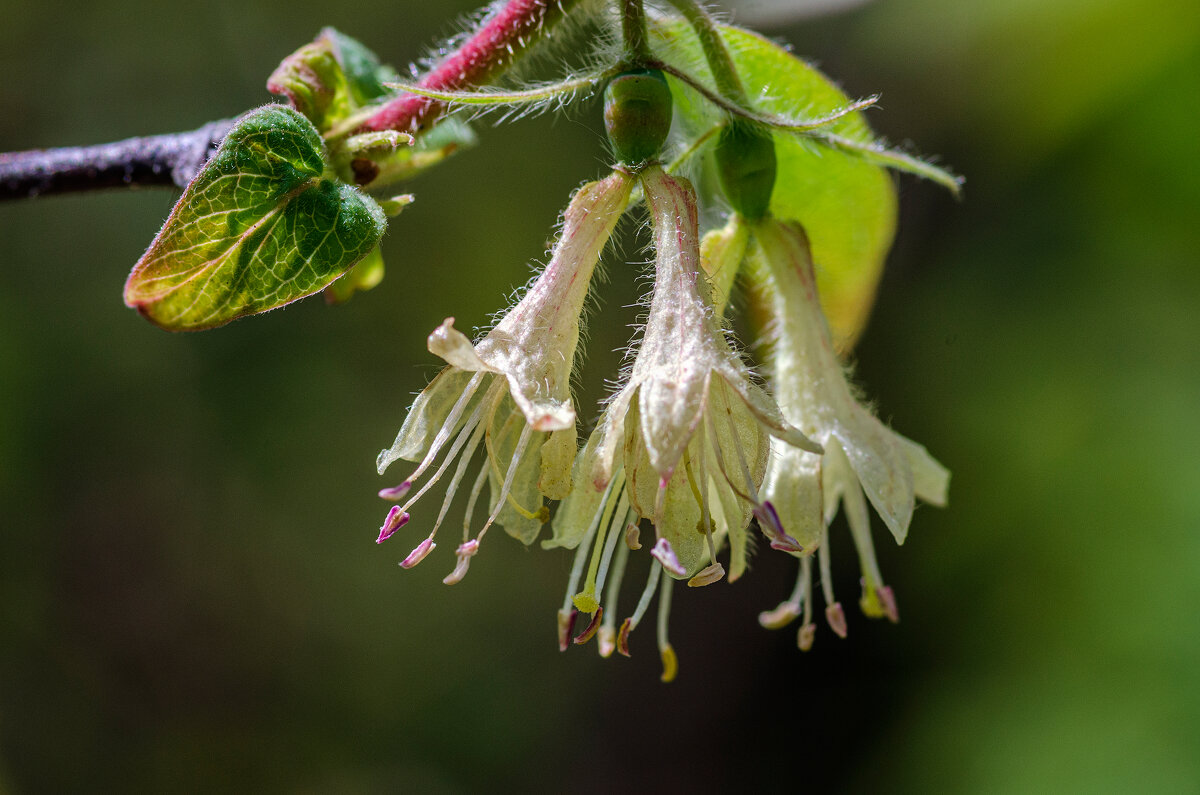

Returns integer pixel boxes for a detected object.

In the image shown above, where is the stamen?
[625,522,642,550]
[798,556,816,650]
[395,389,491,516]
[475,422,535,544]
[426,420,487,541]
[461,462,491,540]
[400,537,436,569]
[598,525,632,658]
[687,563,725,587]
[650,538,687,578]
[843,478,899,623]
[573,607,603,645]
[759,562,807,629]
[403,371,487,487]
[593,496,632,601]
[618,560,663,657]
[378,481,412,500]
[573,475,624,613]
[657,574,677,683]
[443,538,480,585]
[825,602,848,638]
[376,506,409,544]
[557,608,579,652]
[753,500,803,554]
[817,526,847,637]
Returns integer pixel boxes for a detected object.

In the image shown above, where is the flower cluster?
[374,37,953,680]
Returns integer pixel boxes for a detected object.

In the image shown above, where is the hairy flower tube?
[374,171,633,583]
[543,167,821,679]
[748,216,949,648]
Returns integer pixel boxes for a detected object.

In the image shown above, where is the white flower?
[751,216,949,646]
[544,169,819,679]
[374,171,633,583]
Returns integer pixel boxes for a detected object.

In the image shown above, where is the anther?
[573,608,603,645]
[443,539,480,585]
[378,481,412,500]
[377,506,409,543]
[825,602,848,638]
[400,537,436,569]
[650,538,687,577]
[557,608,579,652]
[687,562,725,588]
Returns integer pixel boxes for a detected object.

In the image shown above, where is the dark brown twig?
[0,119,232,202]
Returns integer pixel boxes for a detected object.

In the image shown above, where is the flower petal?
[376,367,484,473]
[476,171,633,431]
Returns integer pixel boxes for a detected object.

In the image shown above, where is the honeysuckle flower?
[375,170,633,583]
[544,167,820,679]
[749,216,949,647]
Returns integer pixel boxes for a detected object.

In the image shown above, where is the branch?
[359,0,584,133]
[0,120,232,202]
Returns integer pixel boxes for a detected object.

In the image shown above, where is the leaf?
[652,20,899,350]
[267,27,398,131]
[124,105,386,331]
[324,244,385,304]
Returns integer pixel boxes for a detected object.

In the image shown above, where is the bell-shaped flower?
[577,167,818,576]
[374,171,633,583]
[750,216,949,646]
[543,168,819,679]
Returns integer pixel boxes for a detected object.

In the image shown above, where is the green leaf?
[267,28,398,132]
[324,245,384,304]
[124,105,386,331]
[652,20,900,350]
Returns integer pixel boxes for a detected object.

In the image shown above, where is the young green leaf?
[268,27,399,132]
[124,105,386,331]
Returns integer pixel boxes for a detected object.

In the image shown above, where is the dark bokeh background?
[2,0,1198,791]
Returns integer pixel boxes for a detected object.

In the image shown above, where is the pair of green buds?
[604,68,776,220]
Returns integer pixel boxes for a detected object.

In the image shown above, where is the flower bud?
[604,69,673,166]
[714,122,776,220]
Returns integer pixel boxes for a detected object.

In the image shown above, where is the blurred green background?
[2,0,1198,791]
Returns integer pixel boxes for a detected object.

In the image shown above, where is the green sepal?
[125,105,386,331]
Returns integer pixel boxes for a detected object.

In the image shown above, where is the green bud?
[714,122,777,220]
[604,69,673,167]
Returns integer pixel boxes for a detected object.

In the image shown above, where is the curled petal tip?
[798,623,816,651]
[399,537,435,569]
[650,538,687,578]
[687,563,725,588]
[377,480,412,501]
[376,506,409,543]
[826,603,848,638]
[557,609,579,652]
